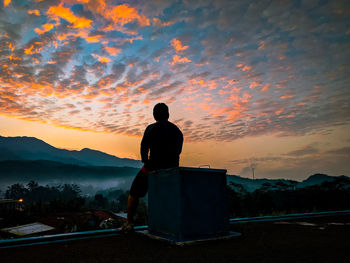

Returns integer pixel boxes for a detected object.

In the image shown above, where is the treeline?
[228,176,350,218]
[3,176,350,222]
[2,181,131,215]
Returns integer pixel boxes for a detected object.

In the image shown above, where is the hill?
[227,173,349,192]
[0,160,138,186]
[0,136,142,168]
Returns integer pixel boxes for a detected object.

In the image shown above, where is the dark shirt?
[141,120,183,170]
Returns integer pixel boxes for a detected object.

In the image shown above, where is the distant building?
[0,199,23,213]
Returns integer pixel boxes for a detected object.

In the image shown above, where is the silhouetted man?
[120,103,183,233]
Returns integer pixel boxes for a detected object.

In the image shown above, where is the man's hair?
[153,103,169,121]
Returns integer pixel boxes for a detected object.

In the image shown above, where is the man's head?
[153,103,169,121]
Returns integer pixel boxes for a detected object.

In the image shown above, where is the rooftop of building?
[1,214,349,263]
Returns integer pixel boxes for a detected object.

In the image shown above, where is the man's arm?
[140,126,150,164]
[177,129,183,155]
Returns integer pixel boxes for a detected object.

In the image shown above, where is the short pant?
[129,166,148,198]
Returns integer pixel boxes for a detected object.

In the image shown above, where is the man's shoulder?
[146,123,157,129]
[146,121,181,132]
[168,121,181,130]
[165,121,183,136]
[144,123,156,134]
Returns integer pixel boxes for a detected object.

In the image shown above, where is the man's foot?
[118,222,134,234]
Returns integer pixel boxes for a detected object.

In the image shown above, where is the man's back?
[122,103,183,232]
[141,120,183,170]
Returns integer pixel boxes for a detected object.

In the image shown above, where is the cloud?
[0,0,349,148]
[47,3,93,29]
[28,9,40,16]
[169,55,191,65]
[86,1,150,30]
[34,23,54,35]
[326,147,350,157]
[152,17,175,27]
[230,144,350,180]
[3,0,11,8]
[171,38,188,52]
[92,53,110,63]
[111,63,126,77]
[284,144,319,156]
[104,46,121,56]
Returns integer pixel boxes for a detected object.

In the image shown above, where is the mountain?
[227,173,349,192]
[297,173,336,188]
[227,174,296,192]
[0,136,142,168]
[0,159,138,186]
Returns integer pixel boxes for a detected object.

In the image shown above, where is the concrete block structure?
[148,167,229,241]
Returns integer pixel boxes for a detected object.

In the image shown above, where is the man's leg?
[126,195,139,225]
[127,165,148,225]
[120,166,148,232]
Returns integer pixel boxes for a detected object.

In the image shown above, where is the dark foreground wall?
[1,215,349,263]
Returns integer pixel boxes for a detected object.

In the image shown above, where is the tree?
[27,181,39,192]
[59,184,81,200]
[116,191,129,212]
[260,182,272,192]
[229,182,247,195]
[275,181,290,191]
[5,183,28,200]
[94,194,108,209]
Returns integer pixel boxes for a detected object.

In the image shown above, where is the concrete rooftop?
[1,214,349,263]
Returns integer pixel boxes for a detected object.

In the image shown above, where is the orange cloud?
[242,66,251,71]
[28,9,40,16]
[85,34,103,43]
[258,41,265,50]
[280,94,295,99]
[171,38,188,52]
[8,55,21,61]
[4,0,10,8]
[104,46,121,56]
[261,83,270,92]
[124,36,143,43]
[226,94,239,102]
[169,55,191,65]
[210,106,242,122]
[227,110,240,121]
[236,64,251,72]
[57,30,102,43]
[200,103,212,111]
[96,3,150,29]
[240,92,251,103]
[34,23,54,35]
[7,42,15,51]
[92,54,111,63]
[275,109,283,115]
[153,17,174,27]
[24,45,42,55]
[211,107,231,117]
[285,113,295,118]
[249,81,261,89]
[47,4,93,29]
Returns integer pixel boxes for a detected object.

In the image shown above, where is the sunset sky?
[0,0,349,180]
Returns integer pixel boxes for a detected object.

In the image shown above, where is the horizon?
[0,0,349,181]
[0,133,348,182]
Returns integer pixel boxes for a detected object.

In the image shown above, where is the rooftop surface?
[1,214,349,263]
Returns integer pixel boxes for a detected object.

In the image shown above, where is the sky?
[0,0,349,180]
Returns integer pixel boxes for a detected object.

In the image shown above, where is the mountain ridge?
[0,135,142,168]
[227,173,349,192]
[1,135,348,193]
